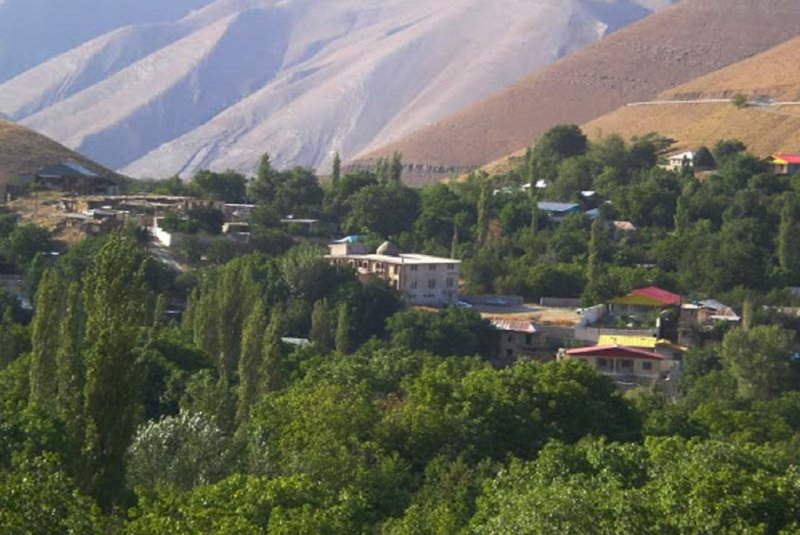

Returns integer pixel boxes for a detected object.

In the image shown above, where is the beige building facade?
[327,241,460,306]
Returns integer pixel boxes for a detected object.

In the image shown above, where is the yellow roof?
[598,335,658,348]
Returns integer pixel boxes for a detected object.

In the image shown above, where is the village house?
[490,319,543,362]
[327,238,460,306]
[678,299,741,345]
[33,161,118,195]
[558,344,678,389]
[607,286,682,323]
[769,154,800,175]
[666,151,694,171]
[537,202,582,222]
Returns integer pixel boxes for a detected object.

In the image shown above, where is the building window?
[642,361,653,371]
[506,349,513,357]
[446,278,454,289]
[598,358,609,368]
[620,359,633,369]
[410,265,418,271]
[428,279,436,289]
[525,334,533,346]
[410,280,418,289]
[447,263,455,270]
[507,335,514,343]
[429,265,436,271]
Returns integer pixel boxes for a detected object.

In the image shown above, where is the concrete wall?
[540,297,582,308]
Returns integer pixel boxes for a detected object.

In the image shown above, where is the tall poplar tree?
[777,199,800,281]
[331,152,341,188]
[389,152,403,182]
[261,308,285,393]
[476,182,490,247]
[81,235,149,510]
[450,220,460,260]
[674,196,690,232]
[0,306,16,367]
[310,299,334,349]
[582,219,606,307]
[57,282,86,446]
[236,303,267,427]
[335,303,353,355]
[29,268,64,410]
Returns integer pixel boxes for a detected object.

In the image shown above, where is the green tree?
[236,303,267,426]
[721,325,797,401]
[331,152,342,188]
[56,282,86,445]
[335,303,353,355]
[310,299,334,349]
[582,219,607,306]
[262,308,285,393]
[476,181,490,247]
[272,167,324,216]
[126,412,234,492]
[673,195,690,232]
[189,170,247,202]
[0,454,107,535]
[777,197,800,281]
[388,308,495,358]
[530,124,589,182]
[731,93,749,109]
[81,235,149,510]
[389,151,403,182]
[345,182,420,238]
[713,139,747,164]
[693,146,715,168]
[29,268,63,411]
[4,224,52,271]
[249,153,279,203]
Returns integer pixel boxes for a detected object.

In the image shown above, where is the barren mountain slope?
[0,120,119,183]
[582,35,800,158]
[0,0,673,178]
[0,0,215,83]
[360,0,800,182]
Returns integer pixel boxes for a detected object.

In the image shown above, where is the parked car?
[485,297,508,307]
[452,299,474,309]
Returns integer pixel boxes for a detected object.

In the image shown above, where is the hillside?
[0,120,119,184]
[580,36,800,157]
[0,0,673,178]
[359,0,800,183]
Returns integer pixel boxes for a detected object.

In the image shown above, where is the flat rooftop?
[327,252,461,265]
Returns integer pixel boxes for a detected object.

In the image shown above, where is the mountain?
[361,0,800,183]
[0,0,674,178]
[0,120,119,184]
[581,35,800,158]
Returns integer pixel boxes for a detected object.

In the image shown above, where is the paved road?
[627,98,800,107]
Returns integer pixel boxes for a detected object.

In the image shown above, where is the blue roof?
[334,235,365,244]
[538,202,581,213]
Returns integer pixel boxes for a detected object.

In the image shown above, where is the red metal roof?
[774,154,800,165]
[630,286,682,306]
[566,345,665,360]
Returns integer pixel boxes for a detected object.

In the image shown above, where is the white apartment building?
[327,239,461,306]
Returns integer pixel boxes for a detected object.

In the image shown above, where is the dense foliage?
[2,127,800,531]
